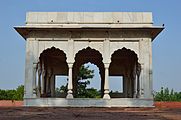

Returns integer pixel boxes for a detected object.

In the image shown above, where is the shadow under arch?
[73,47,105,98]
[38,47,68,98]
[109,47,141,98]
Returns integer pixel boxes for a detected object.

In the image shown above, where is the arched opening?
[75,62,101,98]
[109,47,141,98]
[37,47,68,98]
[73,47,104,98]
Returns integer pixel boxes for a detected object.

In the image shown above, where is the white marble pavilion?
[15,12,163,107]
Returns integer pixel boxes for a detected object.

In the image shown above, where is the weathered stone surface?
[26,12,153,24]
[24,98,153,107]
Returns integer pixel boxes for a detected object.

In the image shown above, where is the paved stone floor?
[0,107,180,120]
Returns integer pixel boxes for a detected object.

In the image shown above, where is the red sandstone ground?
[0,100,23,107]
[0,101,181,120]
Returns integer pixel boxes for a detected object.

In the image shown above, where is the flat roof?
[15,12,164,41]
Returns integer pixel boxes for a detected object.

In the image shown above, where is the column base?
[136,93,140,98]
[103,94,110,99]
[66,93,73,99]
[33,93,37,97]
[133,94,137,98]
[66,90,74,99]
[103,89,110,99]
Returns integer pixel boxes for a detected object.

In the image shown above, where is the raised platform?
[24,98,154,107]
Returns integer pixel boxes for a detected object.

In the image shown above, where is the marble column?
[133,76,137,98]
[123,76,126,97]
[33,63,37,97]
[124,76,129,98]
[37,64,41,97]
[41,68,46,95]
[66,63,74,99]
[45,70,50,96]
[50,75,55,97]
[103,63,110,99]
[139,64,144,98]
[137,75,141,98]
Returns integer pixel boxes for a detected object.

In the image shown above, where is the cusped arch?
[74,47,103,62]
[73,46,103,61]
[110,46,139,62]
[73,47,105,97]
[111,47,138,61]
[40,46,67,60]
[39,46,68,75]
[109,47,141,98]
[73,47,104,74]
[109,47,139,77]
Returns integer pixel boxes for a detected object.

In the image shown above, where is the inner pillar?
[103,63,111,99]
[50,75,55,97]
[66,63,74,99]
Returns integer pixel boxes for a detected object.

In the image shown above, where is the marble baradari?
[15,12,164,107]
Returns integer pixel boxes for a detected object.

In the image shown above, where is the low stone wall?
[0,100,23,107]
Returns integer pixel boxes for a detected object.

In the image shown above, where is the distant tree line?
[0,84,181,101]
[0,85,24,100]
[154,87,181,101]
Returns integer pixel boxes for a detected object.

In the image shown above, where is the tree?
[0,85,24,100]
[154,87,181,101]
[57,65,101,98]
[15,85,24,100]
[75,65,94,98]
[55,85,67,97]
[0,89,7,100]
[77,65,94,80]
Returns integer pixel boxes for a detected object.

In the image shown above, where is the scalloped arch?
[73,46,104,83]
[39,46,67,61]
[74,47,103,61]
[73,46,103,61]
[110,47,138,60]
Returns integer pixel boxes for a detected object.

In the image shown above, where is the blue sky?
[0,0,180,91]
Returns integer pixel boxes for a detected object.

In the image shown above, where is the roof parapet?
[26,12,153,25]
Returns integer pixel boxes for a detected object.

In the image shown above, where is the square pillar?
[24,39,37,99]
[139,38,153,99]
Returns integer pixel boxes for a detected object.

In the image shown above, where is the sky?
[0,0,181,92]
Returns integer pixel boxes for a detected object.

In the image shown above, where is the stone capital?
[68,63,73,68]
[104,63,110,69]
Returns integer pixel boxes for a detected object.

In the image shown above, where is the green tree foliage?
[154,87,181,101]
[56,65,101,98]
[15,85,24,100]
[77,65,94,80]
[0,90,8,100]
[75,65,101,98]
[0,85,24,100]
[84,88,101,98]
[55,85,67,97]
